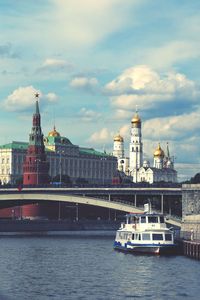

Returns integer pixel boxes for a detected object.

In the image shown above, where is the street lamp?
[57,150,65,186]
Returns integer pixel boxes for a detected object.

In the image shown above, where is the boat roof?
[126,212,163,217]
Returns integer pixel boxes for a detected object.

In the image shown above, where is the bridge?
[0,187,182,227]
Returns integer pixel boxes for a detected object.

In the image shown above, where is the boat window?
[142,233,151,240]
[160,216,164,223]
[131,216,139,224]
[136,234,141,240]
[148,216,158,223]
[152,234,163,241]
[141,216,146,223]
[165,234,172,241]
[132,233,135,240]
[128,233,132,240]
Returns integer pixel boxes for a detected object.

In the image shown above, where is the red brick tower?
[23,93,49,185]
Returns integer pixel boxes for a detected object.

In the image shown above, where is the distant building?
[0,102,117,185]
[113,112,177,183]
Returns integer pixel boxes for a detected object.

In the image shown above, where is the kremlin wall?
[0,94,178,220]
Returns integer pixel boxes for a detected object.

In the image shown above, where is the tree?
[75,177,88,185]
[52,174,72,185]
[190,173,200,184]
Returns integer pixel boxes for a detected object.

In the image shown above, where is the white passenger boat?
[114,204,178,255]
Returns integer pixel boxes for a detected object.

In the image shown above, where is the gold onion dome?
[131,113,141,124]
[154,143,165,157]
[114,134,124,142]
[48,126,60,137]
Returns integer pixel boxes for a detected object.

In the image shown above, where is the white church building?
[113,112,177,184]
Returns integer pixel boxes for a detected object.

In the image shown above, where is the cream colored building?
[0,127,117,185]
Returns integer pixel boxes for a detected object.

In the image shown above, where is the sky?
[0,0,200,181]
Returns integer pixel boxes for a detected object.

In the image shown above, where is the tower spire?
[23,94,49,185]
[35,92,40,114]
[166,142,170,158]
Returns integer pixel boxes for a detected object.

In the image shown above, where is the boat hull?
[114,241,178,255]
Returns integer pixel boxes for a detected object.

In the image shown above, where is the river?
[0,232,199,300]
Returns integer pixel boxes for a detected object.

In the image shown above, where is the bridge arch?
[0,193,143,213]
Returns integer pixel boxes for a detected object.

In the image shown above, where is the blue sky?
[1,0,200,181]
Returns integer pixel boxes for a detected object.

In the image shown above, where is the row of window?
[128,216,164,224]
[0,169,10,175]
[1,158,10,164]
[117,232,172,242]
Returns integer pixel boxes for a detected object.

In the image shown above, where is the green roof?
[0,141,28,150]
[45,135,72,145]
[79,147,112,157]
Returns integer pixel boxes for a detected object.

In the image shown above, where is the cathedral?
[113,112,177,183]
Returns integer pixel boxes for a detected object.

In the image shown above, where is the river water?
[0,232,199,300]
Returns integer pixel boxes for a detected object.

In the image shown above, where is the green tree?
[191,173,200,184]
[52,174,72,185]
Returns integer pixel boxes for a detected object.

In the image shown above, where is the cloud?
[88,127,114,144]
[143,41,200,70]
[143,112,200,141]
[0,43,19,58]
[78,107,101,122]
[38,58,74,72]
[113,109,133,120]
[106,65,200,111]
[3,86,58,112]
[44,92,58,102]
[70,76,99,92]
[50,0,137,47]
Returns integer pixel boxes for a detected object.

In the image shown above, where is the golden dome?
[154,143,165,157]
[48,126,60,137]
[114,134,124,142]
[131,113,141,124]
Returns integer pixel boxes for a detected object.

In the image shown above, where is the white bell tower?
[113,134,124,158]
[129,112,143,179]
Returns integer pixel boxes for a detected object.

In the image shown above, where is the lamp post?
[57,150,65,187]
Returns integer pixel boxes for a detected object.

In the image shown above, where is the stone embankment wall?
[0,219,120,233]
[181,214,200,240]
[181,184,200,240]
[182,184,200,216]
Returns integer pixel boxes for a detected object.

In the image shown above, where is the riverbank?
[0,219,120,235]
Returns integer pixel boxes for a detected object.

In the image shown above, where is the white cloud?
[50,0,137,47]
[143,41,200,70]
[3,86,58,112]
[143,112,200,141]
[106,65,200,110]
[88,127,114,144]
[113,109,133,120]
[38,58,74,72]
[79,107,101,122]
[45,92,58,102]
[70,77,99,92]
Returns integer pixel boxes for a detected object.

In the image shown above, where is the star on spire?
[35,92,40,99]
